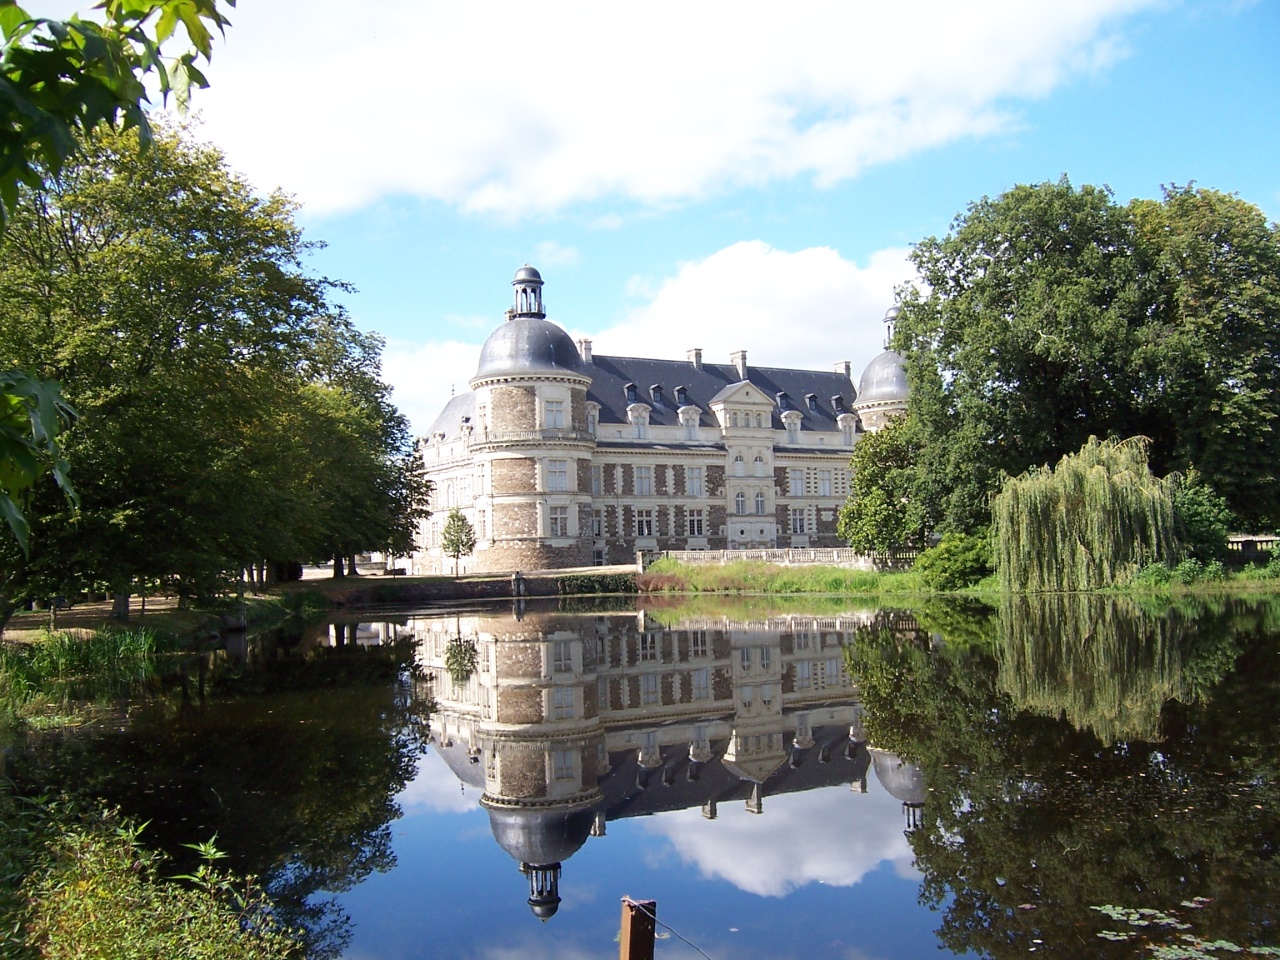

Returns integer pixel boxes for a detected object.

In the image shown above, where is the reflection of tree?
[996,596,1239,743]
[7,640,429,960]
[848,599,1280,959]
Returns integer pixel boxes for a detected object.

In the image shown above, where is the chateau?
[412,266,907,575]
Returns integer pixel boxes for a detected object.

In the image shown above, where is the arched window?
[733,455,745,477]
[735,492,746,515]
[755,492,766,514]
[753,455,765,477]
[731,411,739,427]
[754,413,762,428]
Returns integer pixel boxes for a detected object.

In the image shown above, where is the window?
[635,465,652,496]
[731,411,739,427]
[640,634,658,661]
[588,411,597,436]
[790,508,806,534]
[692,667,709,700]
[795,659,812,689]
[759,646,771,669]
[635,509,654,537]
[549,505,569,537]
[795,630,811,651]
[734,492,746,515]
[741,685,754,710]
[786,420,799,443]
[592,509,603,537]
[544,399,565,429]
[788,468,804,498]
[591,464,603,495]
[733,455,745,477]
[755,413,763,428]
[687,508,704,536]
[841,423,853,445]
[552,685,574,720]
[640,672,659,704]
[547,460,568,491]
[761,683,775,708]
[598,675,609,706]
[686,467,703,497]
[819,470,833,497]
[753,455,765,477]
[552,640,573,673]
[690,630,707,658]
[740,647,751,669]
[755,492,766,515]
[552,748,574,780]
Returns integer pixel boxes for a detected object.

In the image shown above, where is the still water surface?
[8,596,1279,959]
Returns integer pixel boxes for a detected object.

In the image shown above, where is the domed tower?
[469,267,596,571]
[853,306,909,432]
[869,747,927,831]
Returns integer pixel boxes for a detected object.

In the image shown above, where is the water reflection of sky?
[339,747,956,960]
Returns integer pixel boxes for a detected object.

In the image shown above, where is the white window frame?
[687,508,704,536]
[686,466,704,498]
[544,399,565,430]
[635,465,653,496]
[635,509,654,537]
[548,505,569,537]
[546,459,569,492]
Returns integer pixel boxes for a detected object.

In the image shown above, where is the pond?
[4,594,1279,959]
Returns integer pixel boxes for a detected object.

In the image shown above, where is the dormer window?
[625,382,638,404]
[781,410,802,444]
[831,396,846,414]
[776,392,790,411]
[675,385,688,405]
[806,394,819,413]
[649,384,663,407]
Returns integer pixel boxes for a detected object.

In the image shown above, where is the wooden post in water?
[619,899,656,960]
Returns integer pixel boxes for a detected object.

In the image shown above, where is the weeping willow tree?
[992,436,1178,593]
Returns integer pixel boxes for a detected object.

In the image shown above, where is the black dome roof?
[473,317,587,382]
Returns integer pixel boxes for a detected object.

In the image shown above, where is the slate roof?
[426,392,474,440]
[585,354,856,432]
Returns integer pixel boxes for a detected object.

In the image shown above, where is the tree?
[992,436,1178,593]
[836,414,934,551]
[441,509,476,576]
[1,0,233,229]
[897,178,1280,533]
[0,121,420,625]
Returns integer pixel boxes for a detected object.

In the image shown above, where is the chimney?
[577,338,593,363]
[835,361,851,379]
[731,349,748,380]
[687,348,702,369]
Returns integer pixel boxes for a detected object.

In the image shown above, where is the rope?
[622,896,717,960]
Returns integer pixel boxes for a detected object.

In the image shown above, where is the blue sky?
[36,0,1280,434]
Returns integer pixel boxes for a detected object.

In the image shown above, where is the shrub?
[914,533,993,591]
[1173,558,1204,584]
[1132,563,1173,587]
[1203,560,1227,581]
[9,803,301,960]
[1173,470,1234,563]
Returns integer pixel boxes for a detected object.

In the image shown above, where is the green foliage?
[836,414,935,550]
[898,178,1280,533]
[440,509,476,574]
[11,804,301,960]
[1174,471,1234,563]
[1134,562,1174,587]
[993,436,1179,592]
[637,560,923,596]
[556,573,636,595]
[0,0,233,229]
[0,370,77,552]
[913,532,992,591]
[1174,558,1205,584]
[443,637,477,685]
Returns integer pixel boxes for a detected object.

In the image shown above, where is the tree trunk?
[332,555,345,579]
[347,554,359,576]
[111,588,130,621]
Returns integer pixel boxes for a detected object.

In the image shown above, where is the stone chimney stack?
[687,348,702,370]
[835,361,851,379]
[577,338,593,363]
[731,350,748,380]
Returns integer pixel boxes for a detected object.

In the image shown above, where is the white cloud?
[584,241,915,379]
[382,338,483,437]
[642,781,918,897]
[167,0,1158,215]
[397,749,482,814]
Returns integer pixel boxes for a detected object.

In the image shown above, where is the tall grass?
[0,627,182,725]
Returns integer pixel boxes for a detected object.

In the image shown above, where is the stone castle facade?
[413,266,908,575]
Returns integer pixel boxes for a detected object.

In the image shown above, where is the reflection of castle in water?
[413,606,927,919]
